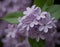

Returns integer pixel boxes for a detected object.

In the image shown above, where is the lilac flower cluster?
[2,5,57,47]
[2,24,30,47]
[18,5,57,41]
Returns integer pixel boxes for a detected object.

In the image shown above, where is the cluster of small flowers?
[2,5,57,47]
[2,24,30,47]
[18,5,57,41]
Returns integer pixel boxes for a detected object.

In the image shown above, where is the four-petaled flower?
[5,24,17,38]
[38,12,57,33]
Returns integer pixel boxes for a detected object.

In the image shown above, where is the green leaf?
[34,0,46,8]
[3,12,23,24]
[29,38,45,47]
[34,0,54,10]
[52,10,60,19]
[3,18,19,24]
[42,0,54,11]
[47,5,60,19]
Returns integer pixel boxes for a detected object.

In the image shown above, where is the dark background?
[54,0,60,4]
[54,0,60,47]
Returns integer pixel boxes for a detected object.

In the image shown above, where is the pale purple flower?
[18,14,39,31]
[5,24,17,38]
[36,12,46,20]
[3,24,30,47]
[15,25,30,47]
[15,26,30,47]
[23,5,41,15]
[28,25,41,42]
[38,12,57,33]
[18,5,41,31]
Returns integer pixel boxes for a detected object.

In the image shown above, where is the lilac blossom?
[23,5,41,15]
[5,24,17,38]
[18,5,41,31]
[38,12,57,33]
[18,5,57,42]
[15,28,30,47]
[2,35,30,47]
[18,14,39,31]
[3,24,30,47]
[1,4,57,47]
